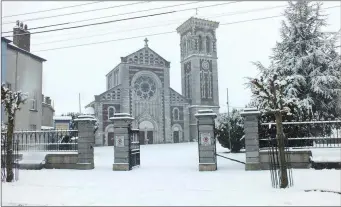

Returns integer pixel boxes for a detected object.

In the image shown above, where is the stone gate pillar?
[241,108,261,171]
[195,109,217,171]
[74,117,96,170]
[110,113,134,171]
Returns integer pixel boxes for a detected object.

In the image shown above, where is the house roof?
[6,42,46,62]
[1,37,12,44]
[53,116,72,121]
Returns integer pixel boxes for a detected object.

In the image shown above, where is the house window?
[30,92,37,111]
[108,106,115,119]
[173,107,180,121]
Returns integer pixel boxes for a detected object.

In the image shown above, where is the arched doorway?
[105,124,115,146]
[139,120,154,145]
[172,124,183,143]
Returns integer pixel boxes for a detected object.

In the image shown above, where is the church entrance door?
[173,131,179,143]
[139,131,145,145]
[147,131,153,144]
[139,120,155,145]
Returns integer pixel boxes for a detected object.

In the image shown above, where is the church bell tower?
[176,17,220,141]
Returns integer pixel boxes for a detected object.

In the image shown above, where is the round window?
[134,76,156,100]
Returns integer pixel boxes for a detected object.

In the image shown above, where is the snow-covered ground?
[2,143,341,206]
[309,148,341,162]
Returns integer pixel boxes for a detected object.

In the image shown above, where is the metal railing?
[1,130,78,152]
[259,119,341,149]
[129,129,140,169]
[1,133,20,182]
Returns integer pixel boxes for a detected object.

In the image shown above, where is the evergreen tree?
[215,109,245,153]
[248,1,340,148]
[270,1,341,119]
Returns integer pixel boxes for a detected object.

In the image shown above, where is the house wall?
[54,120,71,130]
[1,40,7,122]
[42,103,54,127]
[5,48,43,130]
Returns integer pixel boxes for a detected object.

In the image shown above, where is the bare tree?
[1,84,27,182]
[248,74,298,188]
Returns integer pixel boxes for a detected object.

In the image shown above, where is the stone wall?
[259,150,312,170]
[44,154,78,169]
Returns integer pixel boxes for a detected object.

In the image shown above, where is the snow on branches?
[1,84,28,120]
[247,71,300,115]
[270,1,341,118]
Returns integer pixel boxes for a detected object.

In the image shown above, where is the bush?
[215,109,245,153]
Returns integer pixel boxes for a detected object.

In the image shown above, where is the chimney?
[45,97,51,105]
[13,20,31,52]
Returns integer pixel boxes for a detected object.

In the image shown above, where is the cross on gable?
[144,38,148,47]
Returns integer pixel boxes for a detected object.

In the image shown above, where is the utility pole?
[227,88,232,153]
[78,93,81,114]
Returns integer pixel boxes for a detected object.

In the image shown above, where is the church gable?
[96,85,122,102]
[121,39,170,68]
[170,88,189,105]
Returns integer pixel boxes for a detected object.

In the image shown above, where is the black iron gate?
[1,133,20,182]
[129,128,140,170]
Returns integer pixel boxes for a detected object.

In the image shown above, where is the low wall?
[45,154,78,169]
[259,150,312,170]
[44,154,93,170]
[1,153,23,161]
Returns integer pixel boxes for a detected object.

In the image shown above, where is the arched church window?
[187,39,191,52]
[112,91,116,100]
[198,35,203,52]
[139,53,143,63]
[150,54,154,64]
[173,107,180,121]
[107,93,111,100]
[160,61,164,66]
[182,39,187,56]
[134,56,138,63]
[108,106,115,119]
[206,36,211,53]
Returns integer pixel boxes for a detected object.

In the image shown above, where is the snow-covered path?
[2,143,341,206]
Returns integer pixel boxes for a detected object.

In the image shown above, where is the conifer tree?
[270,1,341,119]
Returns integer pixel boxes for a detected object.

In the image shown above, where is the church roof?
[120,38,170,68]
[176,17,219,34]
[170,88,190,105]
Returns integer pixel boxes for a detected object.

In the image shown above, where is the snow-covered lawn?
[18,151,77,164]
[310,148,341,162]
[2,143,340,206]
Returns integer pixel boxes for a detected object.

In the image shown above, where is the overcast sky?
[1,1,340,115]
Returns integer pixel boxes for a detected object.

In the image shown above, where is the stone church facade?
[86,17,220,146]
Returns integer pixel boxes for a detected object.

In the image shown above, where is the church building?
[86,17,220,146]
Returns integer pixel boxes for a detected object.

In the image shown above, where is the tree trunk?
[274,111,289,188]
[6,117,14,182]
